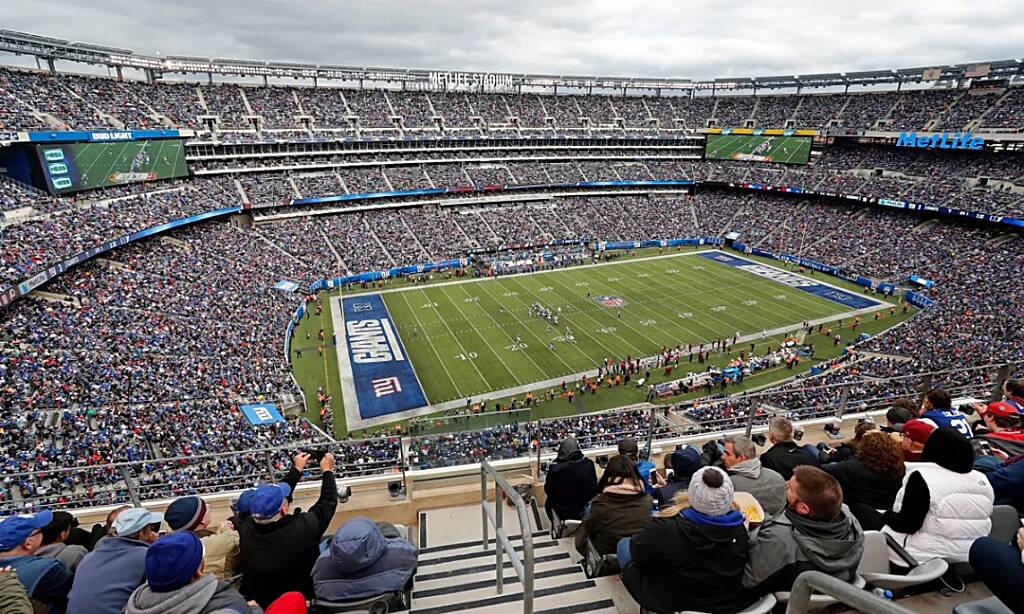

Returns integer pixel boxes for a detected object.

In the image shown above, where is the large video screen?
[705,134,811,165]
[35,139,189,194]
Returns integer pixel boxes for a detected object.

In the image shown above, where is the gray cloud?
[2,0,1022,79]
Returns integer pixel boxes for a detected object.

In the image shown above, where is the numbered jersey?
[920,409,974,438]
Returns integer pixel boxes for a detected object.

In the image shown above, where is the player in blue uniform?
[918,388,973,437]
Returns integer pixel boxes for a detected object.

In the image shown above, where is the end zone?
[331,293,429,430]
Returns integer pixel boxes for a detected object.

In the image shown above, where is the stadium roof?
[0,28,1021,92]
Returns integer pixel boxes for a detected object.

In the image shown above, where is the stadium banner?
[336,294,429,420]
[909,275,935,289]
[284,303,305,364]
[290,187,447,206]
[240,403,286,426]
[906,290,935,309]
[699,251,882,310]
[778,254,841,276]
[26,129,185,143]
[4,206,241,309]
[311,258,469,293]
[274,280,300,292]
[877,198,1024,229]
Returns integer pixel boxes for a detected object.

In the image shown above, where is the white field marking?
[474,278,581,373]
[450,283,550,379]
[394,290,466,399]
[435,283,525,386]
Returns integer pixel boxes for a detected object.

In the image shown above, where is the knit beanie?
[145,532,204,592]
[687,466,734,516]
[165,496,208,533]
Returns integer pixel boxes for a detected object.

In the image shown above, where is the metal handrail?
[480,460,535,614]
[785,571,915,614]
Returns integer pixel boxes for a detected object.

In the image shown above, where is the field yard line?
[433,284,523,387]
[543,269,666,350]
[623,258,802,331]
[394,289,467,399]
[389,304,883,418]
[472,280,581,373]
[450,283,550,378]
[369,249,719,296]
[503,275,627,360]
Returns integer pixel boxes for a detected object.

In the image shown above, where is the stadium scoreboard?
[35,138,189,194]
[704,134,811,165]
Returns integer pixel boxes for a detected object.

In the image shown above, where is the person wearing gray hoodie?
[723,435,786,516]
[124,532,260,614]
[743,465,864,596]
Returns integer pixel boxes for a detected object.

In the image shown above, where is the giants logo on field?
[347,319,405,363]
[594,295,626,308]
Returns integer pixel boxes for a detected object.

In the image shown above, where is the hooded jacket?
[882,427,994,563]
[728,459,786,516]
[543,439,598,521]
[743,505,864,596]
[574,483,653,556]
[622,510,752,614]
[124,574,256,614]
[312,518,418,602]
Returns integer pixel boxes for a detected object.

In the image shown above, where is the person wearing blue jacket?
[984,455,1024,513]
[312,517,417,602]
[0,510,73,614]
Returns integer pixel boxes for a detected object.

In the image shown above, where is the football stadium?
[0,5,1022,612]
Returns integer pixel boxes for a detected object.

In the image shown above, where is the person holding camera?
[239,451,339,607]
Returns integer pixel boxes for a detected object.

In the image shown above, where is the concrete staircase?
[410,505,617,613]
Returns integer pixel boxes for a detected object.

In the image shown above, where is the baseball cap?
[0,510,53,551]
[113,507,164,537]
[902,419,937,446]
[981,401,1022,418]
[145,532,204,592]
[251,483,292,520]
[236,489,257,515]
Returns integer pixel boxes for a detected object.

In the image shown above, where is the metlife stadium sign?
[896,131,985,150]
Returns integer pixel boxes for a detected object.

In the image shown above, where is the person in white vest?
[881,427,994,565]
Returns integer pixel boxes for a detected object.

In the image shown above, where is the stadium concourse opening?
[316,248,894,431]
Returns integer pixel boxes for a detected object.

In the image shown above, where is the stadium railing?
[480,459,535,614]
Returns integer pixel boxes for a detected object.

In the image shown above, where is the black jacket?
[760,441,819,480]
[544,457,598,521]
[574,489,653,556]
[622,513,752,614]
[239,471,338,607]
[822,456,902,511]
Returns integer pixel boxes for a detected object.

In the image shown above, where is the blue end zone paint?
[698,251,882,310]
[341,294,428,419]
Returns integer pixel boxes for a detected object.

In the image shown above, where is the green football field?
[705,134,811,164]
[71,139,189,190]
[380,251,861,404]
[292,248,912,435]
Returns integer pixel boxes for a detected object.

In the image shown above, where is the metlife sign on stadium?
[895,131,985,150]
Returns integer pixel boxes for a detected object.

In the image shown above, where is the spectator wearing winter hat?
[0,510,74,613]
[312,517,418,602]
[619,466,752,614]
[653,445,703,506]
[882,426,994,565]
[36,512,88,572]
[239,452,338,607]
[574,455,653,557]
[543,437,598,522]
[125,532,257,614]
[165,496,240,580]
[231,489,258,527]
[68,507,163,614]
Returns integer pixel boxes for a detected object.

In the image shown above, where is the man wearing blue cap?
[68,506,163,614]
[239,451,338,607]
[0,510,74,613]
[125,532,257,614]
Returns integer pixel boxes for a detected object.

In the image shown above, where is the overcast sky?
[2,0,1022,79]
